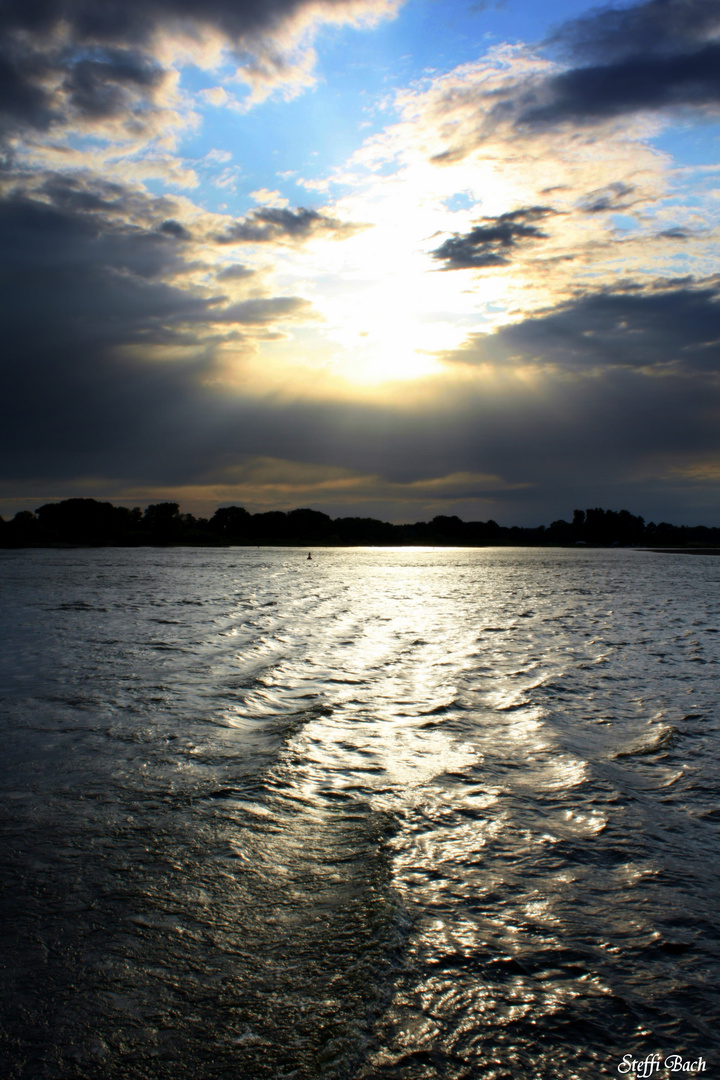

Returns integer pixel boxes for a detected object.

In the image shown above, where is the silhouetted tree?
[287,508,332,542]
[334,516,395,545]
[35,498,138,544]
[547,519,573,543]
[209,506,251,540]
[6,510,40,545]
[430,515,464,543]
[1,498,717,548]
[248,511,289,543]
[142,502,183,542]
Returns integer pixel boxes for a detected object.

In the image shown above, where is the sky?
[3,0,720,526]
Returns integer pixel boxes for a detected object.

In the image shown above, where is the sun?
[315,274,473,386]
[332,339,442,385]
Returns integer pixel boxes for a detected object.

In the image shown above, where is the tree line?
[0,498,717,548]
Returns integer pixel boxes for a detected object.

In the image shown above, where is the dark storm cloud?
[0,176,403,488]
[0,186,317,341]
[35,173,131,215]
[0,192,203,478]
[0,41,169,136]
[514,0,720,128]
[0,0,367,45]
[453,280,720,373]
[548,0,720,64]
[30,174,200,238]
[63,52,164,118]
[0,184,320,473]
[2,177,718,525]
[431,206,555,269]
[159,218,192,239]
[0,45,55,131]
[214,206,360,245]
[0,0,383,137]
[519,44,720,127]
[2,0,719,525]
[2,190,198,297]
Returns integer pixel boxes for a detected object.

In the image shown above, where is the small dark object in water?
[307,552,312,560]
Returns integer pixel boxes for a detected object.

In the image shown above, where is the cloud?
[0,182,324,473]
[0,38,183,147]
[431,206,556,269]
[200,86,228,106]
[214,205,364,244]
[378,2,720,149]
[2,0,720,527]
[100,460,527,519]
[159,218,192,239]
[518,44,720,127]
[547,0,720,65]
[324,46,687,366]
[216,263,256,281]
[448,278,720,375]
[577,182,638,214]
[513,0,720,128]
[62,51,165,119]
[0,0,403,145]
[3,177,718,527]
[209,296,316,324]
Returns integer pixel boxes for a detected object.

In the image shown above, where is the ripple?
[1,546,719,1078]
[613,725,679,758]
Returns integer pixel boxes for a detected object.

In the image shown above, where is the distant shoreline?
[642,547,720,556]
[2,498,719,550]
[4,542,720,554]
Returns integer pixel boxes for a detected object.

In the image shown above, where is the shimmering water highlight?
[1,547,719,1079]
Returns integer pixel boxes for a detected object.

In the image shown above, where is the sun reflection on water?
[4,547,719,1078]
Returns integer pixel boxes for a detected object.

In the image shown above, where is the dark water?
[1,547,719,1080]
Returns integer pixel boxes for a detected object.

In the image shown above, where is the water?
[0,546,719,1080]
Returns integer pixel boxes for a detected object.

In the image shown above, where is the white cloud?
[200,86,229,107]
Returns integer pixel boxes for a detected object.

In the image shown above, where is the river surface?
[0,547,719,1080]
